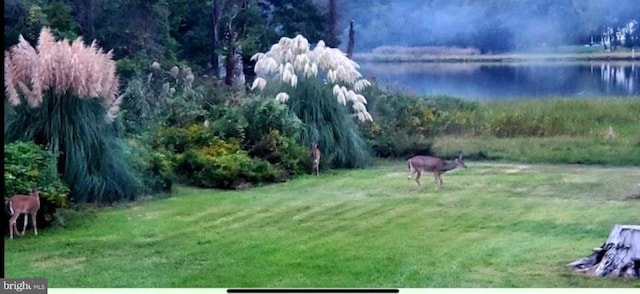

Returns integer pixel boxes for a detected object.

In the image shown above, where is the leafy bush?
[4,141,70,228]
[119,63,206,137]
[153,98,311,186]
[362,91,437,157]
[206,99,309,175]
[240,99,303,146]
[155,124,220,154]
[208,106,249,142]
[175,138,285,189]
[125,139,175,194]
[237,99,308,175]
[246,130,309,176]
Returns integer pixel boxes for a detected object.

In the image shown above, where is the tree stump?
[567,224,640,278]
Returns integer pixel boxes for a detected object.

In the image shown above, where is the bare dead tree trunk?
[235,0,255,91]
[224,22,236,86]
[567,224,640,278]
[242,54,256,91]
[347,20,355,59]
[211,0,222,78]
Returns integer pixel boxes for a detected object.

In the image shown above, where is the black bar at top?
[227,289,400,293]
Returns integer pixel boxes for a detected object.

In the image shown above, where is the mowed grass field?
[5,160,640,288]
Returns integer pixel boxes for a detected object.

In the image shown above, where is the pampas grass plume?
[4,27,120,117]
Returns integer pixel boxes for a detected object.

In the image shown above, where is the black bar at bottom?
[227,289,399,293]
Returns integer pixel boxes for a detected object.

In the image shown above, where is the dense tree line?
[4,0,331,80]
[7,0,640,66]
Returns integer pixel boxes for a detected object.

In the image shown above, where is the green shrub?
[114,52,165,81]
[202,99,309,176]
[155,124,217,154]
[246,130,309,176]
[119,63,206,137]
[125,139,175,194]
[208,107,248,142]
[363,91,437,157]
[4,141,70,228]
[229,99,308,175]
[155,105,308,187]
[175,139,285,189]
[240,99,303,147]
[155,126,189,153]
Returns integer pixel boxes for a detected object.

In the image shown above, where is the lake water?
[357,61,640,100]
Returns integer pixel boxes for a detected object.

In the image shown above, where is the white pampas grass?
[275,92,290,103]
[4,27,122,122]
[251,77,267,91]
[251,35,374,122]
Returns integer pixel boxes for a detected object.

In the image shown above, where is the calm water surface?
[357,61,640,100]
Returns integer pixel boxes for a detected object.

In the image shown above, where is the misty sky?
[337,0,640,52]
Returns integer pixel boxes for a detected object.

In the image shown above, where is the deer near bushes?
[407,154,467,190]
[311,142,321,176]
[6,188,42,239]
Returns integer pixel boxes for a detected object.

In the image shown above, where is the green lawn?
[5,161,640,288]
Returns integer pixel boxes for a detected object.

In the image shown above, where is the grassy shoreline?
[5,161,640,287]
[354,51,640,63]
[418,97,640,166]
[432,135,640,166]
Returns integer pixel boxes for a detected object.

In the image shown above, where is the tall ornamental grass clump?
[4,27,139,204]
[250,35,373,168]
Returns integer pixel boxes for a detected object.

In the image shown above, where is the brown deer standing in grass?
[407,154,467,190]
[7,188,42,239]
[311,142,321,176]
